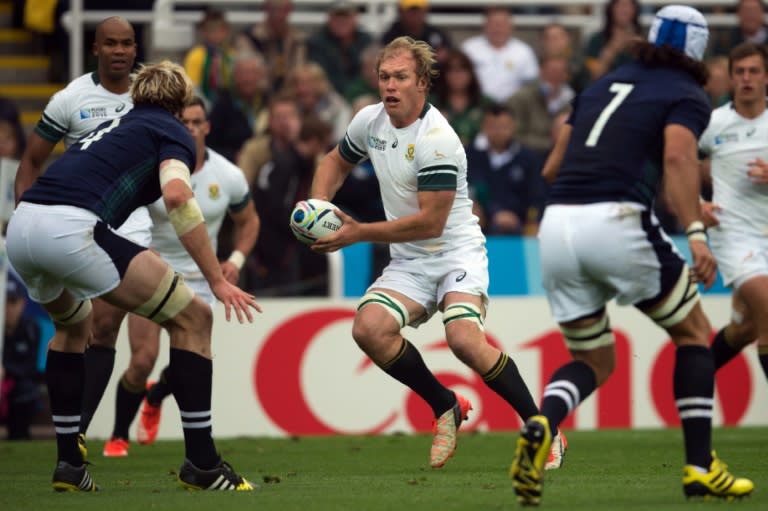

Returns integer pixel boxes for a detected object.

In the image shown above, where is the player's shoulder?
[353,102,385,123]
[206,147,243,176]
[420,105,460,142]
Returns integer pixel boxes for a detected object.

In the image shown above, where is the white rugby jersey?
[35,72,133,148]
[338,102,483,259]
[699,102,768,236]
[148,148,251,276]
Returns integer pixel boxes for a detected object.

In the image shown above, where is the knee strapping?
[50,299,92,325]
[561,313,614,351]
[647,265,700,328]
[133,268,195,324]
[357,291,408,329]
[442,302,484,330]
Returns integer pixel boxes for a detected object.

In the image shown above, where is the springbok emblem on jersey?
[208,184,220,200]
[406,144,415,161]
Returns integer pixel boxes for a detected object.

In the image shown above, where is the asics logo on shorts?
[455,271,467,282]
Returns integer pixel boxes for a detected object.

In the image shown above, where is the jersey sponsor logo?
[208,184,220,200]
[115,102,126,113]
[746,127,756,138]
[392,138,398,148]
[455,271,466,282]
[367,136,388,151]
[714,132,738,145]
[406,144,415,161]
[79,107,108,120]
[434,150,446,159]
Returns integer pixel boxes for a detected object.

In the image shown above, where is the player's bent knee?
[133,268,195,324]
[442,302,484,330]
[646,265,700,328]
[50,299,92,325]
[357,291,409,330]
[561,313,615,351]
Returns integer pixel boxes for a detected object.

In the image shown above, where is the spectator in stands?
[710,0,768,57]
[583,0,642,82]
[539,22,591,94]
[249,115,332,296]
[282,62,352,144]
[508,54,575,158]
[466,104,546,236]
[1,270,43,440]
[237,93,301,188]
[0,98,25,160]
[344,44,381,105]
[431,49,489,146]
[207,52,270,163]
[461,7,539,104]
[182,8,234,105]
[307,1,373,96]
[705,56,732,107]
[380,0,452,63]
[234,0,306,92]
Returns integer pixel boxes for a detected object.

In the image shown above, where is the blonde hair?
[377,36,438,89]
[131,60,193,115]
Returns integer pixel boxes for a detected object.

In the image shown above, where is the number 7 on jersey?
[585,82,634,147]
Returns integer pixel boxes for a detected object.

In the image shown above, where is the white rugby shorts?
[116,206,152,247]
[539,202,686,322]
[7,202,146,303]
[709,225,768,289]
[367,242,489,327]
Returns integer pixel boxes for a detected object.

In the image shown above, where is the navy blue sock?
[79,344,115,434]
[540,360,597,437]
[111,374,146,440]
[167,348,218,469]
[46,350,85,465]
[147,366,172,406]
[674,345,714,468]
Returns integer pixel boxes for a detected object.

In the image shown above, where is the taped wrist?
[686,221,707,242]
[227,250,245,270]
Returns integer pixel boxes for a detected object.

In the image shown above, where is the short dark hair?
[186,95,208,115]
[483,103,515,119]
[728,41,768,74]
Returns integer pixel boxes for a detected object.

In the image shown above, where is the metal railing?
[62,0,744,80]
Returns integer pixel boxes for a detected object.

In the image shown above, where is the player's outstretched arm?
[222,200,260,284]
[159,159,261,322]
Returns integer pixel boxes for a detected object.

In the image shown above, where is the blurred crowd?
[2,0,765,298]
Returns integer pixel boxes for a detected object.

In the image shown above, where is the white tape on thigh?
[50,299,93,325]
[133,268,195,324]
[647,264,700,328]
[442,302,484,330]
[357,291,408,329]
[560,314,614,351]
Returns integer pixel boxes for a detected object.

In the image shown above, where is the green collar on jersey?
[419,102,431,119]
[91,72,99,85]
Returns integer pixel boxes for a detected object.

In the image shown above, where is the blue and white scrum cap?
[647,5,708,62]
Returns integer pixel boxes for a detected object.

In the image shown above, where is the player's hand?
[311,209,358,253]
[220,261,240,284]
[700,200,721,228]
[211,279,261,323]
[688,240,717,290]
[747,157,768,184]
[492,210,522,233]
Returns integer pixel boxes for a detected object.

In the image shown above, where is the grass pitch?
[0,427,765,511]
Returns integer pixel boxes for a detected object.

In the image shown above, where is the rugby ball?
[290,199,343,245]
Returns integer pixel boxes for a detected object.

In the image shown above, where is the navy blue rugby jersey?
[548,61,710,207]
[22,104,195,229]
